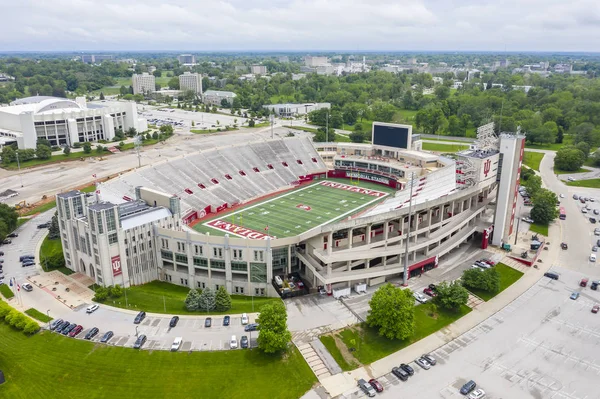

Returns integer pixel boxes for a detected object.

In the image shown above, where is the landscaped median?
[321,302,471,367]
[463,263,524,302]
[566,178,600,188]
[422,142,470,153]
[24,308,53,323]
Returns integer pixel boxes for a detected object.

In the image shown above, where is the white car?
[414,292,428,303]
[591,254,597,262]
[22,283,33,292]
[559,194,565,198]
[521,217,534,223]
[241,313,249,325]
[582,208,588,214]
[230,335,238,349]
[86,304,99,314]
[469,389,486,399]
[171,337,182,352]
[568,177,576,182]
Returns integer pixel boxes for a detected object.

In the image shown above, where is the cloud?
[1,0,599,51]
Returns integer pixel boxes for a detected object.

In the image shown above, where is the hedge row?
[0,299,40,335]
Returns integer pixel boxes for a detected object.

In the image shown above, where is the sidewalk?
[319,221,560,397]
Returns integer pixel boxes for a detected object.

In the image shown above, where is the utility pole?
[135,133,141,168]
[16,151,23,187]
[270,114,274,139]
[402,172,415,286]
[326,110,329,143]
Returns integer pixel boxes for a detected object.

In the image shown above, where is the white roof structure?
[121,208,172,230]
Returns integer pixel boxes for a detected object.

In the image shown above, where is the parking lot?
[344,266,600,399]
[139,107,249,131]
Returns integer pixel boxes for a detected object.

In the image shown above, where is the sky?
[3,0,600,52]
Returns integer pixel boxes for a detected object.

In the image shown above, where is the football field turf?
[192,179,395,238]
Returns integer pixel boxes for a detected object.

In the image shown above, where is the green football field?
[193,179,395,238]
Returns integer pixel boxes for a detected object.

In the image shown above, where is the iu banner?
[111,255,123,277]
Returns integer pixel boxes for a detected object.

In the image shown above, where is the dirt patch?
[330,331,361,368]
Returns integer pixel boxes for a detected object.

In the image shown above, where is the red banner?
[111,255,123,277]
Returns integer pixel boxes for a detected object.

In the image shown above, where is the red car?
[592,305,599,314]
[69,325,83,337]
[423,288,437,297]
[368,379,384,392]
[481,258,496,266]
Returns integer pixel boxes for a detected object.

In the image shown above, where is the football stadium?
[56,122,524,298]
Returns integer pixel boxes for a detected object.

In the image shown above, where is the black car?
[169,316,179,328]
[61,323,77,335]
[55,320,70,333]
[460,380,476,395]
[205,317,212,328]
[85,327,99,340]
[22,261,34,267]
[591,217,597,224]
[240,335,249,348]
[2,239,11,245]
[544,272,559,280]
[391,367,409,381]
[0,251,4,256]
[19,255,34,262]
[428,284,436,291]
[399,363,414,376]
[223,315,230,326]
[7,233,18,238]
[49,318,64,331]
[37,222,50,229]
[134,311,146,324]
[244,323,259,332]
[100,331,114,343]
[133,334,147,349]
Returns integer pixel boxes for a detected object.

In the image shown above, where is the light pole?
[46,310,50,329]
[402,172,415,286]
[325,110,329,143]
[135,325,139,337]
[16,151,23,187]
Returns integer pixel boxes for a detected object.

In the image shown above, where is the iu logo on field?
[483,159,491,178]
[296,204,312,211]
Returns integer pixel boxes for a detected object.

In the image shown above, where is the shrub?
[73,142,82,148]
[109,285,123,298]
[93,286,109,302]
[23,321,40,335]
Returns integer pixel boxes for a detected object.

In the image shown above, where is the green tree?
[99,92,105,100]
[462,267,500,293]
[184,289,201,311]
[0,203,19,242]
[434,85,450,101]
[522,174,542,198]
[1,146,16,165]
[248,119,255,127]
[256,302,291,353]
[63,146,71,156]
[576,142,591,160]
[168,77,180,90]
[554,147,585,171]
[530,188,559,225]
[83,142,92,154]
[366,283,415,340]
[95,145,105,154]
[349,131,365,143]
[215,286,232,311]
[24,320,40,335]
[198,287,216,312]
[93,286,108,302]
[416,105,448,135]
[434,281,469,311]
[48,212,60,239]
[152,131,159,140]
[159,125,174,136]
[109,285,123,298]
[446,115,463,136]
[35,144,52,160]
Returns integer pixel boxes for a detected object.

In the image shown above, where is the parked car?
[19,255,34,262]
[61,323,76,335]
[86,304,99,313]
[133,334,147,349]
[596,239,600,246]
[241,313,249,325]
[480,259,496,266]
[399,363,414,376]
[22,283,33,292]
[595,210,600,216]
[414,292,428,303]
[573,194,579,200]
[543,272,559,280]
[428,284,437,291]
[22,260,34,267]
[7,233,18,238]
[570,292,580,300]
[391,366,409,381]
[37,222,50,229]
[169,316,179,327]
[422,353,436,365]
[460,380,477,395]
[230,335,238,349]
[0,251,4,256]
[55,320,70,334]
[85,327,99,340]
[100,331,114,343]
[205,317,212,328]
[171,337,183,352]
[240,335,249,349]
[582,208,588,214]
[568,177,576,182]
[521,217,534,223]
[581,278,589,287]
[68,325,83,337]
[423,287,436,297]
[2,239,12,245]
[244,323,259,332]
[416,357,431,370]
[368,379,384,393]
[591,254,597,262]
[592,305,600,314]
[469,389,486,399]
[591,218,597,224]
[223,315,230,326]
[49,318,64,331]
[357,378,377,398]
[134,311,146,324]
[593,246,598,252]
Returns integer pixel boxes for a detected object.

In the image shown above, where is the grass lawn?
[191,128,238,134]
[525,136,574,151]
[553,165,588,174]
[319,335,358,371]
[393,109,418,123]
[16,218,28,228]
[566,178,600,188]
[464,263,524,301]
[99,281,282,315]
[2,150,111,171]
[422,142,470,153]
[285,125,318,133]
[338,303,472,365]
[0,322,316,399]
[39,236,71,275]
[24,308,53,323]
[0,284,14,299]
[522,151,544,171]
[342,120,373,133]
[529,222,549,236]
[21,183,95,216]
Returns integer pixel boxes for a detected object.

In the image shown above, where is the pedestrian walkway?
[28,270,95,310]
[296,341,332,380]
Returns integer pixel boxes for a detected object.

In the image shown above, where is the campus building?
[178,72,202,94]
[262,103,330,118]
[177,54,196,65]
[57,122,521,298]
[132,73,156,95]
[250,65,267,75]
[0,96,147,149]
[203,90,237,106]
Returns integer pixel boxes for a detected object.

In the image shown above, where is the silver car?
[415,357,431,370]
[422,353,436,365]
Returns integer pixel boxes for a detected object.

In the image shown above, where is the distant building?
[178,72,202,94]
[304,56,329,67]
[554,63,572,73]
[292,73,306,81]
[234,65,247,72]
[178,54,196,65]
[263,102,330,118]
[132,73,156,95]
[251,65,267,75]
[432,77,444,84]
[81,55,114,64]
[203,90,237,106]
[316,65,335,75]
[147,66,156,74]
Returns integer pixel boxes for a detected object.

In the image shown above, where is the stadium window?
[211,178,219,184]
[282,162,288,167]
[267,164,274,170]
[195,245,203,255]
[239,170,246,176]
[225,174,232,180]
[252,167,260,172]
[125,249,129,256]
[254,250,264,262]
[198,183,207,189]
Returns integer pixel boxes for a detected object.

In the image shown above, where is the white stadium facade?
[56,122,524,298]
[0,96,147,149]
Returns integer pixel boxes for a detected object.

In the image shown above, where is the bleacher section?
[98,137,327,214]
[364,164,457,217]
